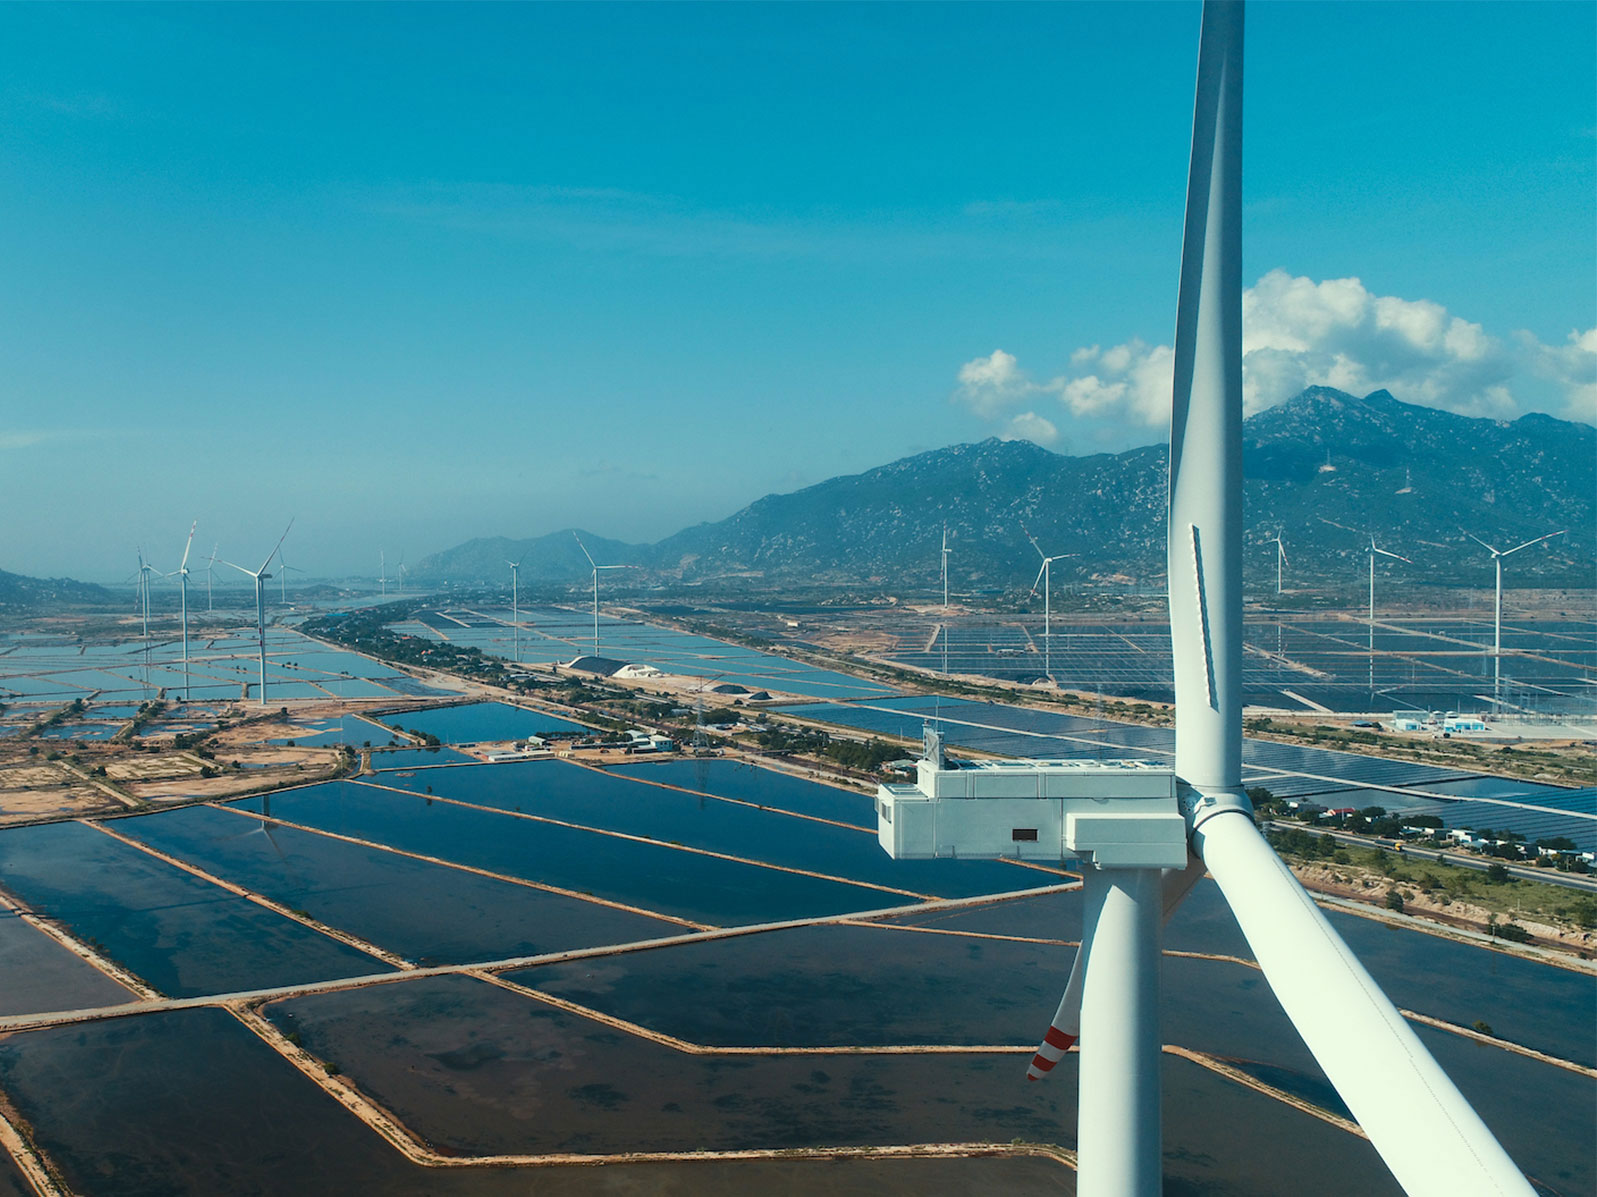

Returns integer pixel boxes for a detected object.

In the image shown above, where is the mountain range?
[413,388,1595,591]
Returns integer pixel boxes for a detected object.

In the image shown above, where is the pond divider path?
[347,777,939,902]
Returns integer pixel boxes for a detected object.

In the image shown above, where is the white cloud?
[1003,411,1059,445]
[953,270,1596,443]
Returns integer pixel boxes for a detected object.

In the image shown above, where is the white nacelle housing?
[876,756,1186,869]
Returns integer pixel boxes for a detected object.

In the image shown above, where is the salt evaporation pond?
[379,701,587,743]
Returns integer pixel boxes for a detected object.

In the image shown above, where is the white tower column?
[1076,864,1164,1197]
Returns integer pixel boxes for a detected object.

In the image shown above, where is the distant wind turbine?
[940,524,951,610]
[1270,532,1287,595]
[1023,524,1076,681]
[1365,535,1411,695]
[506,556,525,662]
[220,520,294,706]
[573,533,633,658]
[161,522,198,701]
[378,550,388,598]
[275,546,307,603]
[1467,529,1566,711]
[205,545,219,612]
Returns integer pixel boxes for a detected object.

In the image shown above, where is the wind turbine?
[1467,529,1566,712]
[396,551,406,595]
[205,545,218,613]
[1365,535,1411,695]
[1018,6,1529,1192]
[1023,524,1076,681]
[378,550,388,598]
[135,547,158,695]
[573,533,631,658]
[506,556,525,662]
[940,523,951,610]
[161,522,197,702]
[275,546,307,603]
[220,521,294,707]
[1270,532,1287,595]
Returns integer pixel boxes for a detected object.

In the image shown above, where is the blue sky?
[2,1,1592,579]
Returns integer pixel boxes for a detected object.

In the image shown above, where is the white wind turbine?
[1023,524,1076,682]
[506,555,525,662]
[573,533,632,658]
[275,546,307,603]
[161,522,198,702]
[396,551,407,595]
[205,545,219,613]
[1365,534,1411,695]
[1467,529,1565,712]
[134,547,158,694]
[1270,532,1287,595]
[220,521,294,707]
[1015,6,1530,1193]
[378,550,388,598]
[940,523,952,610]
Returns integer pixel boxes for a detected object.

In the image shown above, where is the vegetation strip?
[349,777,937,901]
[83,819,408,968]
[203,800,709,930]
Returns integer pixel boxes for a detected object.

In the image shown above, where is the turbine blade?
[1027,945,1086,1081]
[179,521,196,571]
[1166,0,1244,793]
[1193,810,1531,1194]
[572,531,597,568]
[258,518,294,575]
[1032,561,1047,594]
[1465,532,1499,555]
[217,559,256,578]
[1021,522,1045,559]
[1028,856,1204,1082]
[1501,529,1565,557]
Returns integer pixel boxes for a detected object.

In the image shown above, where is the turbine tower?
[1023,524,1075,682]
[1270,532,1287,595]
[573,533,631,658]
[506,556,525,662]
[1468,529,1566,712]
[164,522,197,702]
[220,520,293,707]
[941,523,951,610]
[1365,535,1411,696]
[880,6,1532,1194]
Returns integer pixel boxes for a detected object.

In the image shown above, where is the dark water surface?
[0,910,133,1016]
[114,804,684,966]
[266,972,1397,1195]
[514,921,1072,1048]
[0,821,390,998]
[367,760,1040,899]
[611,758,878,829]
[381,702,587,744]
[236,783,899,926]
